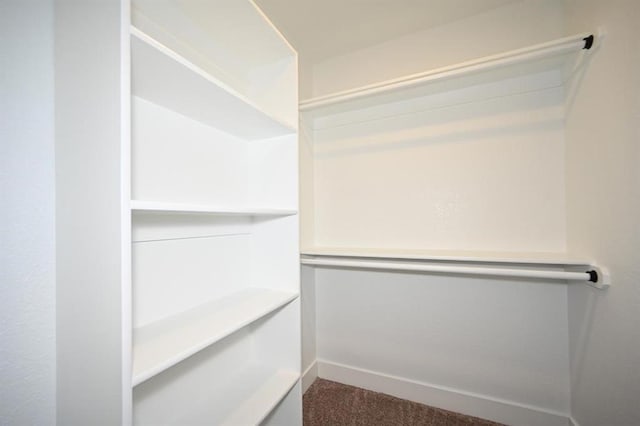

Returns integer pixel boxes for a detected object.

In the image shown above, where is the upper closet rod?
[300,33,595,111]
[300,257,609,289]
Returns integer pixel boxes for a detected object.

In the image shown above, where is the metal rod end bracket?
[583,35,595,49]
[581,265,610,289]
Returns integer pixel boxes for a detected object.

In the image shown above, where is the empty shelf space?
[220,368,299,426]
[132,288,298,386]
[131,200,297,216]
[131,27,296,140]
[137,365,299,426]
[301,247,591,266]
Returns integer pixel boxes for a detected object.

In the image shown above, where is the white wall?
[311,78,567,252]
[300,265,316,391]
[298,53,314,101]
[300,1,577,424]
[309,0,565,98]
[316,269,571,424]
[0,1,56,424]
[299,65,317,389]
[564,1,640,425]
[306,77,572,425]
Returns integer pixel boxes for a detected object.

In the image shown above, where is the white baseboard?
[302,361,318,394]
[317,359,571,426]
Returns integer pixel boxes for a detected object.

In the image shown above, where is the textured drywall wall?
[0,1,56,423]
[564,1,640,425]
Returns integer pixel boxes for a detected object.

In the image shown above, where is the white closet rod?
[300,257,608,289]
[299,33,594,111]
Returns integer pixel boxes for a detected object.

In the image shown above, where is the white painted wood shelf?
[220,368,299,426]
[131,27,296,140]
[301,247,591,266]
[132,288,298,386]
[131,200,297,216]
[159,365,299,426]
[299,32,594,118]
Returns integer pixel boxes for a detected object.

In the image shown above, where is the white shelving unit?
[129,0,300,424]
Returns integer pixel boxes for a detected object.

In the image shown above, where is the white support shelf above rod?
[299,32,594,116]
[302,247,591,265]
[300,249,609,289]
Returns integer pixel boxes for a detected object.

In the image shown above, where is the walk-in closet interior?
[274,1,637,425]
[4,1,639,426]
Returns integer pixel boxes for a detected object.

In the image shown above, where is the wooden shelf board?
[131,0,296,73]
[131,27,296,140]
[220,368,299,426]
[132,288,298,387]
[162,365,299,426]
[301,247,591,266]
[299,32,592,118]
[131,200,297,216]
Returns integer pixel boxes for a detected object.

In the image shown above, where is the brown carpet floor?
[303,379,504,426]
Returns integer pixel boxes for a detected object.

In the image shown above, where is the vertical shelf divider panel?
[129,0,300,424]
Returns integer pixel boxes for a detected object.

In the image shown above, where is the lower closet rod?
[300,257,602,286]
